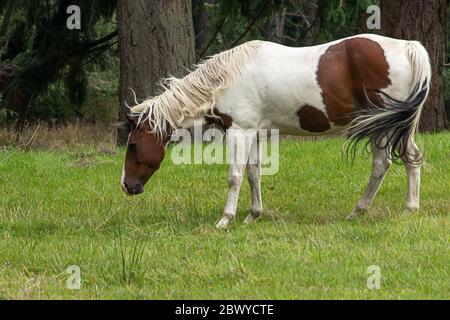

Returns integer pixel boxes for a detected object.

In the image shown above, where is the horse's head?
[120,115,167,196]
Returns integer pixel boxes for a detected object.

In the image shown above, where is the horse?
[120,34,431,229]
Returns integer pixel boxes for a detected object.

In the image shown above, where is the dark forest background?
[0,0,448,146]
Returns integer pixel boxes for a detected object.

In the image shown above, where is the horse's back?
[217,34,420,135]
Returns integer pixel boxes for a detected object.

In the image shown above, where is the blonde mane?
[129,40,262,136]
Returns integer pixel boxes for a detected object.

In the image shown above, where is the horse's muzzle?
[122,181,144,196]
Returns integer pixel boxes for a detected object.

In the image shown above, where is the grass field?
[0,133,448,299]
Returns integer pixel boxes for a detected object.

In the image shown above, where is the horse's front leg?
[216,128,254,229]
[216,163,246,229]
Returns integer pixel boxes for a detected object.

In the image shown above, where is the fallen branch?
[24,123,41,151]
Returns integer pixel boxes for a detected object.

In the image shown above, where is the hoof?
[244,213,261,224]
[346,207,367,220]
[405,206,419,214]
[216,215,233,229]
[346,212,359,220]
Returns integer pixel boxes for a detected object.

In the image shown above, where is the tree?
[0,0,117,130]
[193,0,210,56]
[380,0,448,131]
[117,0,196,145]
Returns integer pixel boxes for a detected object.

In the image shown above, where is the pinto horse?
[120,34,431,229]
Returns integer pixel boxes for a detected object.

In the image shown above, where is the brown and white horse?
[120,34,431,228]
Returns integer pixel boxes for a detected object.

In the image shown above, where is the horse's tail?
[345,40,431,163]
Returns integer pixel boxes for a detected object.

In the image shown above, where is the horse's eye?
[128,143,137,150]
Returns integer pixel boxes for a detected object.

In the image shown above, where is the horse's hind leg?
[244,137,263,224]
[347,139,392,219]
[403,141,421,212]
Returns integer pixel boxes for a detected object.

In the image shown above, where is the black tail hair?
[345,81,429,164]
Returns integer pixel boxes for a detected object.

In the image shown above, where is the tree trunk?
[193,0,210,56]
[117,0,196,145]
[380,0,448,132]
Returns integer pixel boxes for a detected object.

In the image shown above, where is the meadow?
[0,133,448,299]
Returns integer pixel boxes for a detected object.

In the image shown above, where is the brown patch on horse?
[297,105,331,133]
[205,108,233,130]
[316,37,391,126]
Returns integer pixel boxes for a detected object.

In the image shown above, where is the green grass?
[0,133,449,299]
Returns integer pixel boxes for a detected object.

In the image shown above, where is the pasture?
[0,133,448,299]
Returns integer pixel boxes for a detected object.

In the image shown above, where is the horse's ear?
[112,121,130,130]
[112,114,138,130]
[126,114,138,127]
